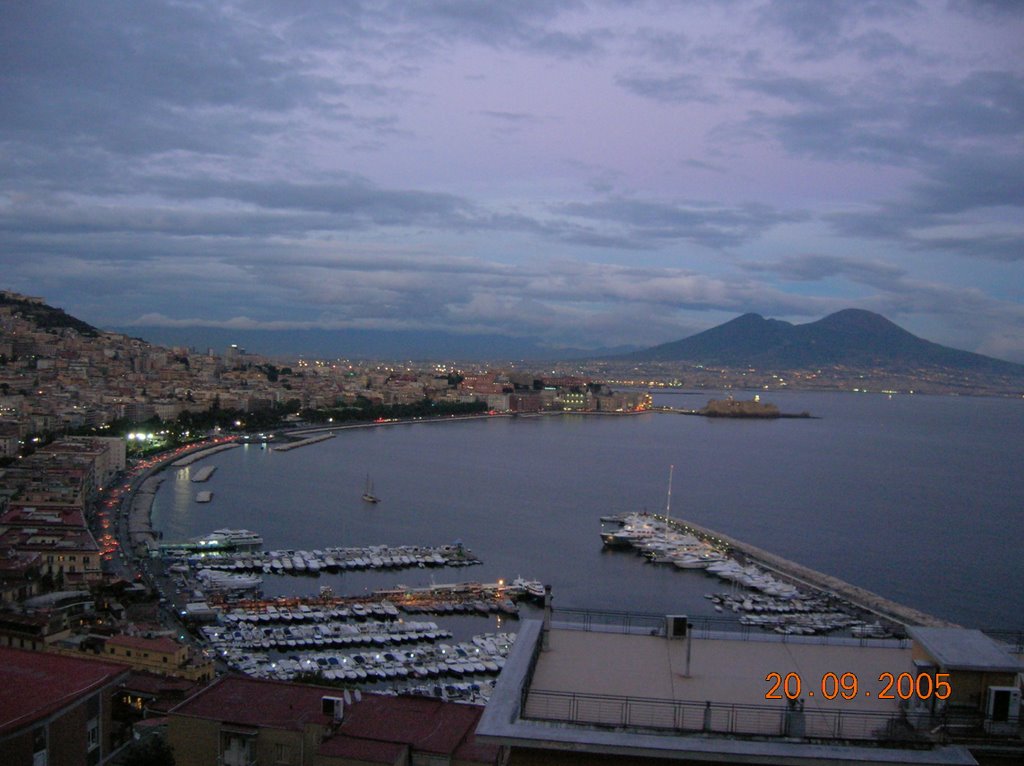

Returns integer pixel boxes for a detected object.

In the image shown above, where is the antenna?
[666,464,674,519]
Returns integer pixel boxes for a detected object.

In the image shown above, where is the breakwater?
[271,433,334,451]
[171,442,239,466]
[128,476,164,552]
[190,465,217,482]
[647,513,956,629]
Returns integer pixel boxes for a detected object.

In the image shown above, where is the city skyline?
[2,2,1023,360]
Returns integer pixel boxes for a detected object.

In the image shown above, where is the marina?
[600,511,952,636]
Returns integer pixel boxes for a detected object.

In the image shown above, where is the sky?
[2,1,1023,360]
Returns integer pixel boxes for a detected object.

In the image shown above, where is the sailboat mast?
[666,464,674,518]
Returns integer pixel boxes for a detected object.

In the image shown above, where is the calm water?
[152,391,1024,630]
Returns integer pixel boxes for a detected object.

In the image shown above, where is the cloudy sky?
[2,1,1023,360]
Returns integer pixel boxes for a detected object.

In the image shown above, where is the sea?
[151,390,1024,631]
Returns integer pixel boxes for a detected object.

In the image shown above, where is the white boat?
[196,528,263,550]
[362,474,380,504]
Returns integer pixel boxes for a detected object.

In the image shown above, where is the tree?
[118,734,175,766]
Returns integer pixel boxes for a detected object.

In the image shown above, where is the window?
[86,716,99,751]
[32,726,47,766]
[274,743,290,763]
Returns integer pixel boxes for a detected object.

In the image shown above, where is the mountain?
[628,309,1024,376]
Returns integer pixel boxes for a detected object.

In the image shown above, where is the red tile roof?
[168,676,499,764]
[317,735,406,764]
[0,647,129,736]
[107,634,183,655]
[169,675,335,731]
[331,693,485,756]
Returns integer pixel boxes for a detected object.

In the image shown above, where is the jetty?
[127,476,164,553]
[190,465,217,482]
[603,512,955,630]
[172,442,239,466]
[271,433,334,452]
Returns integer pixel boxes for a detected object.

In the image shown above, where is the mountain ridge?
[627,309,1024,376]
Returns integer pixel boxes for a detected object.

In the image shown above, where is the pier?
[607,512,956,629]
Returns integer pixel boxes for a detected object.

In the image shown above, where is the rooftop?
[478,620,979,765]
[0,647,129,736]
[169,675,333,732]
[170,675,499,763]
[106,634,184,655]
[909,627,1021,673]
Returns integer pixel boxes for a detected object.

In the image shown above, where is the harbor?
[150,525,529,704]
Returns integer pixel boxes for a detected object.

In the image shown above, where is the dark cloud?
[741,255,906,287]
[558,198,807,249]
[615,73,719,104]
[829,152,1024,261]
[758,0,919,59]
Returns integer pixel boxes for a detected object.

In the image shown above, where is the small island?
[699,396,813,419]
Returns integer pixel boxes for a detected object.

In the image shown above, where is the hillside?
[0,291,99,337]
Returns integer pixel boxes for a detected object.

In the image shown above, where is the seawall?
[652,513,957,629]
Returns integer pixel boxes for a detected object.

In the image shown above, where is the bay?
[151,391,1024,630]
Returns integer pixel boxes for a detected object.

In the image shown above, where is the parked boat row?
[186,542,482,574]
[217,632,516,694]
[604,512,891,637]
[221,599,403,623]
[201,618,451,651]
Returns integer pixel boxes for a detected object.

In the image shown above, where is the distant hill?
[628,309,1024,376]
[111,325,639,361]
[0,292,99,337]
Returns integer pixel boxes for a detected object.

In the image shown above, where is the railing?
[522,689,925,744]
[551,608,666,635]
[550,608,912,648]
[982,628,1024,654]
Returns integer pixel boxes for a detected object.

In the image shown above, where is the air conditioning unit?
[666,614,688,639]
[321,695,344,721]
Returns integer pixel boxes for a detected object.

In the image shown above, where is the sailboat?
[361,474,380,504]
